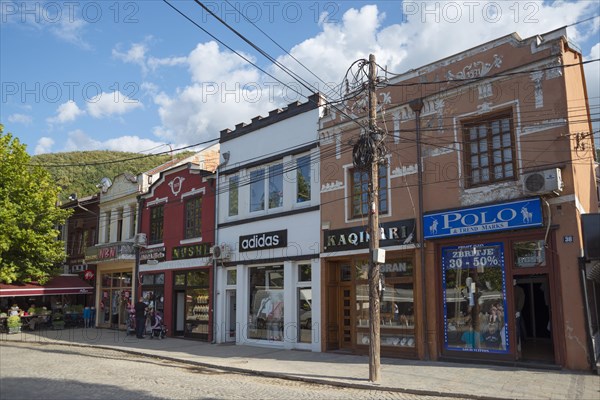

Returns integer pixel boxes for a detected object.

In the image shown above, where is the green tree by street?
[0,124,71,284]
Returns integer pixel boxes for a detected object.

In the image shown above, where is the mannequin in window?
[268,293,283,341]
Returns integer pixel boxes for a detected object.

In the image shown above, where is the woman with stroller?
[149,309,166,339]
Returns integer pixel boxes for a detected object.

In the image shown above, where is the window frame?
[296,155,312,204]
[350,164,388,219]
[149,205,164,245]
[463,111,517,188]
[184,196,202,239]
[228,175,239,217]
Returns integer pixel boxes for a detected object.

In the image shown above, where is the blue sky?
[1,1,599,155]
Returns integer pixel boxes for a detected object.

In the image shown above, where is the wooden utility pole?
[367,53,381,383]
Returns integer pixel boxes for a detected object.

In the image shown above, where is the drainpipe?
[212,152,229,344]
[409,98,429,361]
[133,196,143,302]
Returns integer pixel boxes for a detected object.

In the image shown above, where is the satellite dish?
[99,177,112,193]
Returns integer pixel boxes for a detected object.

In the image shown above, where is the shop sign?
[172,243,212,260]
[83,270,95,280]
[357,259,414,278]
[140,246,166,264]
[98,246,117,260]
[423,198,543,239]
[239,230,287,252]
[323,219,416,252]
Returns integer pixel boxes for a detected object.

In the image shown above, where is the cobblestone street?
[0,342,452,400]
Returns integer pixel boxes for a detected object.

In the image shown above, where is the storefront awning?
[0,275,93,297]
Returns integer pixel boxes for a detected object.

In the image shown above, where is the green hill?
[31,150,195,203]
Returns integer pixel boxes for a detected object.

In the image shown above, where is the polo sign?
[423,198,543,239]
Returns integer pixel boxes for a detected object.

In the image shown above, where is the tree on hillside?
[0,125,71,284]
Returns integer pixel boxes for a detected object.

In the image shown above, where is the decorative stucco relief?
[460,181,522,206]
[521,119,567,135]
[530,71,544,109]
[447,54,503,80]
[321,181,344,193]
[391,164,417,178]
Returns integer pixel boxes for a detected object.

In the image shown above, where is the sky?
[1,1,599,155]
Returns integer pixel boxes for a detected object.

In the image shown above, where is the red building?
[138,162,216,341]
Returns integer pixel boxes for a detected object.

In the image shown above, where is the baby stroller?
[126,309,136,336]
[149,311,167,339]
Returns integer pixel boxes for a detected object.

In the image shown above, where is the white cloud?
[47,100,84,124]
[113,42,149,73]
[271,2,598,98]
[8,113,32,125]
[86,91,143,118]
[63,129,166,152]
[34,137,54,155]
[49,18,91,50]
[584,42,599,140]
[151,41,271,145]
[113,39,187,74]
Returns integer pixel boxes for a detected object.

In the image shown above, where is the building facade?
[138,162,216,341]
[318,28,598,370]
[87,172,141,329]
[214,93,324,351]
[61,193,100,306]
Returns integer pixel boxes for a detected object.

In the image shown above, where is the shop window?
[226,269,237,285]
[184,196,202,239]
[177,270,210,339]
[142,273,165,313]
[297,155,311,203]
[463,112,516,187]
[350,165,387,219]
[354,259,415,348]
[442,243,509,354]
[297,263,312,344]
[248,266,284,341]
[513,240,546,268]
[268,164,283,209]
[174,273,186,286]
[298,264,312,282]
[228,176,239,217]
[298,287,312,343]
[149,205,164,244]
[250,169,265,212]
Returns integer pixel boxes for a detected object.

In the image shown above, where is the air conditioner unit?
[134,233,147,246]
[211,244,231,260]
[522,168,564,195]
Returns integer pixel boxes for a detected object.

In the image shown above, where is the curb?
[4,338,513,400]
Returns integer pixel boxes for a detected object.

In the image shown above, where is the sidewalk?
[1,328,598,400]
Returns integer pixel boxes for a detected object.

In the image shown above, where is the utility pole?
[367,53,381,383]
[409,98,429,361]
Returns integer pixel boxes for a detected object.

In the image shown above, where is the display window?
[354,258,415,348]
[297,264,312,344]
[99,271,132,329]
[173,269,211,340]
[442,242,509,354]
[248,265,284,341]
[141,273,164,313]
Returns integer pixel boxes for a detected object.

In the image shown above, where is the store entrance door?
[515,275,554,363]
[339,284,353,350]
[226,290,236,342]
[174,291,185,336]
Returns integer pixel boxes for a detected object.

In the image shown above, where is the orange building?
[318,28,597,370]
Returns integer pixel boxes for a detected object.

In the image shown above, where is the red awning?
[0,275,93,297]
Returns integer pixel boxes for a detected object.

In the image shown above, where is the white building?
[214,93,324,351]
